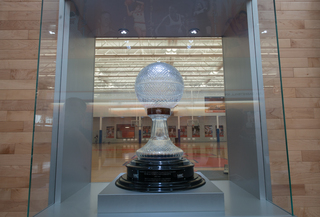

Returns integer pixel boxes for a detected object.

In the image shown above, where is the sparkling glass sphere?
[135,62,184,108]
[135,62,184,160]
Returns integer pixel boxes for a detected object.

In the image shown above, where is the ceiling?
[70,0,249,37]
[94,37,225,94]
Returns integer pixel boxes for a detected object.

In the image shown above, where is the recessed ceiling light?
[118,28,129,35]
[189,28,200,35]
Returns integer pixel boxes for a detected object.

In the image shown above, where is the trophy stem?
[135,109,184,160]
[150,115,169,141]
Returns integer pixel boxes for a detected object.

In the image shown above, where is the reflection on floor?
[91,142,228,182]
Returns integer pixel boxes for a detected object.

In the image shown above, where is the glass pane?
[92,37,228,182]
[27,0,59,215]
[28,0,293,216]
[257,0,293,213]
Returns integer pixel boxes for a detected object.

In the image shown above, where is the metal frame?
[49,0,70,204]
[250,0,273,201]
[246,0,269,200]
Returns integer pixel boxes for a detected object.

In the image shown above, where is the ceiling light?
[118,28,129,35]
[189,28,200,35]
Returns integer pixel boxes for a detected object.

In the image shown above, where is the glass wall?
[28,0,293,216]
[257,0,293,213]
[27,0,60,215]
[92,37,228,182]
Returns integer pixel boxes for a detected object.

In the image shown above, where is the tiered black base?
[115,158,206,192]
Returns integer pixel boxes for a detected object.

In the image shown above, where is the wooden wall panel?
[0,0,40,216]
[275,0,320,216]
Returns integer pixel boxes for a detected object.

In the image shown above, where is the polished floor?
[91,142,228,182]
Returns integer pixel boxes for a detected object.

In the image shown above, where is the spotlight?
[118,28,129,35]
[189,28,200,35]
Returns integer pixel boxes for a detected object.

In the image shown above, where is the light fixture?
[189,28,200,35]
[118,28,129,35]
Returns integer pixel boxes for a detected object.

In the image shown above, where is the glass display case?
[28,0,294,216]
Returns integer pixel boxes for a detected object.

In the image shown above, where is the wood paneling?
[0,122,24,132]
[305,184,320,196]
[0,81,35,90]
[283,78,320,88]
[294,68,320,77]
[0,166,30,177]
[0,90,35,100]
[287,140,320,152]
[301,150,320,162]
[0,0,40,216]
[0,177,29,188]
[274,1,320,216]
[280,2,320,11]
[291,39,320,48]
[0,40,39,50]
[0,21,40,30]
[308,57,320,67]
[0,111,6,121]
[296,88,320,98]
[286,119,320,129]
[10,69,37,80]
[14,143,31,155]
[0,2,41,12]
[0,60,38,70]
[0,144,14,154]
[0,30,28,40]
[315,108,320,118]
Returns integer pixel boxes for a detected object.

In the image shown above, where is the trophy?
[116,62,205,192]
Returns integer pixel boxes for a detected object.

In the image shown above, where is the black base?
[115,158,206,193]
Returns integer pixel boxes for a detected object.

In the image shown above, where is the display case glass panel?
[28,0,293,216]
